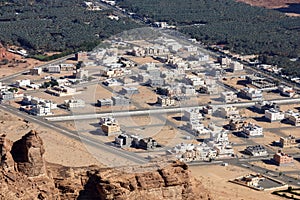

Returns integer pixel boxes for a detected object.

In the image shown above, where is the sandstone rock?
[0,130,211,200]
[0,134,15,171]
[11,130,46,177]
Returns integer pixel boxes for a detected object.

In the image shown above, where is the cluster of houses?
[114,133,159,150]
[20,95,57,116]
[168,129,234,162]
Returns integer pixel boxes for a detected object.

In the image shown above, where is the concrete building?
[273,150,293,166]
[202,105,213,115]
[96,98,113,107]
[244,145,268,157]
[73,69,88,79]
[230,61,243,72]
[46,86,77,97]
[138,138,158,150]
[242,123,263,137]
[60,64,75,71]
[265,109,284,122]
[115,133,134,148]
[0,91,14,100]
[30,67,42,75]
[184,75,205,86]
[218,56,231,67]
[100,117,121,136]
[239,87,263,101]
[285,110,300,126]
[278,85,295,97]
[219,106,239,118]
[16,79,31,87]
[30,105,52,116]
[47,65,61,73]
[208,130,234,157]
[183,108,203,122]
[112,96,130,106]
[229,118,246,131]
[64,99,85,108]
[121,87,139,95]
[149,77,164,87]
[246,75,277,90]
[181,85,196,96]
[167,143,217,162]
[157,96,175,107]
[279,135,298,148]
[220,91,238,103]
[254,101,280,114]
[186,121,210,136]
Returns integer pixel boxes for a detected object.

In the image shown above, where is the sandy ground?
[190,165,283,200]
[0,111,102,167]
[236,0,300,9]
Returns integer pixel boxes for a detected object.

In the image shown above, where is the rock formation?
[0,130,212,200]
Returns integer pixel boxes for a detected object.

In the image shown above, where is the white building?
[230,61,243,72]
[183,108,203,122]
[278,85,295,97]
[64,99,85,108]
[181,85,196,96]
[242,123,263,137]
[265,109,284,122]
[16,79,31,87]
[219,106,239,118]
[240,87,263,101]
[220,91,238,103]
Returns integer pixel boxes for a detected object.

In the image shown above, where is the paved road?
[0,54,74,83]
[0,104,147,165]
[46,97,300,122]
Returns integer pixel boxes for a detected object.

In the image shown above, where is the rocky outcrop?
[11,130,46,177]
[0,134,15,171]
[70,161,211,200]
[0,131,60,200]
[0,130,212,200]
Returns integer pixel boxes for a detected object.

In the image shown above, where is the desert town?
[0,27,300,199]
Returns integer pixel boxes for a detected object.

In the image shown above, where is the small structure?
[230,61,243,72]
[183,108,203,122]
[73,69,88,79]
[115,133,134,148]
[244,145,268,157]
[157,96,175,107]
[230,174,287,191]
[218,106,239,118]
[254,101,280,114]
[64,99,85,108]
[29,67,42,75]
[202,105,213,115]
[278,85,295,97]
[181,85,196,96]
[273,150,293,166]
[239,87,263,101]
[279,135,298,148]
[96,98,113,107]
[112,96,130,106]
[265,108,284,122]
[46,86,78,97]
[138,138,158,150]
[100,117,121,136]
[229,118,246,131]
[121,87,139,95]
[220,91,238,103]
[47,65,61,73]
[242,123,263,137]
[0,91,14,100]
[284,110,300,126]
